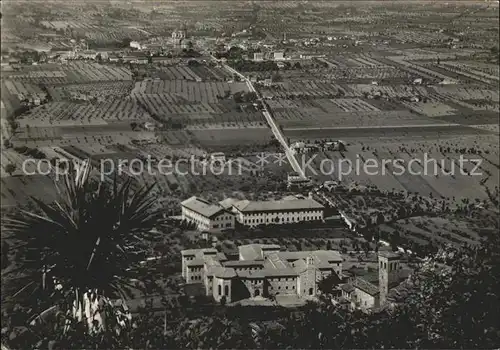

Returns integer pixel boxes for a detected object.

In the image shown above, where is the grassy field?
[296,134,499,202]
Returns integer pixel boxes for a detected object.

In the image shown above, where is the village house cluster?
[181,195,325,231]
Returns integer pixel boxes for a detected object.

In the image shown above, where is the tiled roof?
[264,253,290,270]
[378,251,401,260]
[216,252,228,261]
[265,268,298,277]
[236,270,267,279]
[292,259,308,273]
[239,244,264,261]
[206,259,222,268]
[218,197,241,210]
[278,250,342,263]
[187,258,204,266]
[232,198,324,213]
[214,267,237,279]
[340,283,355,293]
[353,277,380,296]
[223,260,265,267]
[239,244,280,261]
[181,196,226,218]
[181,248,218,256]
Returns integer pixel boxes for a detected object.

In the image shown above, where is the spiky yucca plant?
[3,160,163,335]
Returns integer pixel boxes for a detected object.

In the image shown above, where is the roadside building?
[273,51,285,60]
[108,53,122,63]
[122,52,149,64]
[287,172,312,189]
[291,142,320,154]
[253,52,264,61]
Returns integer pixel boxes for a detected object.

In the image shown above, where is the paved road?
[218,59,306,178]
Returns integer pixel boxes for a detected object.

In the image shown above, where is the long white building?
[181,196,325,231]
[221,197,325,227]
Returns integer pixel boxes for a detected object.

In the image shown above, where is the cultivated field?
[16,99,153,127]
[3,62,132,84]
[270,100,445,128]
[298,134,499,203]
[132,81,249,103]
[46,81,135,102]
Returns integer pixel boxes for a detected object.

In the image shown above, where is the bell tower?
[378,251,400,306]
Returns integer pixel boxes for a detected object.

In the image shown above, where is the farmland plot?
[262,81,345,99]
[134,93,265,126]
[346,84,430,98]
[139,144,207,160]
[64,62,133,82]
[2,80,47,100]
[16,99,153,127]
[155,66,202,81]
[274,108,444,129]
[376,151,444,199]
[430,85,499,102]
[132,81,248,103]
[369,141,495,200]
[47,81,134,101]
[305,150,374,187]
[4,62,132,84]
[330,98,380,112]
[188,65,233,81]
[317,67,412,81]
[159,131,194,145]
[400,100,458,117]
[4,69,68,85]
[189,127,275,148]
[311,149,408,192]
[352,151,411,193]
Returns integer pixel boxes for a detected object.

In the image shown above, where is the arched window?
[309,288,313,296]
[224,285,229,296]
[254,289,260,297]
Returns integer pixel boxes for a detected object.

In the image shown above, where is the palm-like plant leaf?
[3,161,163,321]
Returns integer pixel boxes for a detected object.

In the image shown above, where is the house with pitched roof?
[181,196,235,232]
